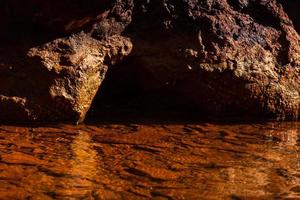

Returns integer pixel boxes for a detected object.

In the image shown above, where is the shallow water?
[1,122,300,199]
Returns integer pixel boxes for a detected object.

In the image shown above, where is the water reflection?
[58,130,100,198]
[1,122,300,199]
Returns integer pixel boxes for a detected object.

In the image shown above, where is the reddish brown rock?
[1,0,300,122]
[125,0,300,119]
[0,34,132,122]
[0,0,133,122]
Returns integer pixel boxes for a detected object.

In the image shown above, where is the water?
[0,122,300,199]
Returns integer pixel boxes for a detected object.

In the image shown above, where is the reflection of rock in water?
[61,130,122,199]
[59,130,100,198]
[71,131,98,181]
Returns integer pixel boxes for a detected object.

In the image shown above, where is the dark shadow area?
[0,0,113,46]
[85,57,271,125]
[86,57,204,124]
[279,0,300,34]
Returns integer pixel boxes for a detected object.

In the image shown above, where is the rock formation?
[0,0,133,122]
[125,0,300,120]
[0,0,300,122]
[0,33,131,122]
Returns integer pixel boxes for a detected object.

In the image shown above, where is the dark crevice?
[277,31,290,66]
[86,57,201,122]
[235,1,281,30]
[278,0,300,35]
[228,0,292,66]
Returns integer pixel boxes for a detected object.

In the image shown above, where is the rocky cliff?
[0,0,300,122]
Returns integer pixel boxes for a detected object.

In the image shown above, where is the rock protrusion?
[0,33,132,122]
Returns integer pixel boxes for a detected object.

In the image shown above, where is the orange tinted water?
[0,122,300,199]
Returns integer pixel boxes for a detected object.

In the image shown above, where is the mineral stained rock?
[127,0,300,119]
[0,34,132,122]
[0,0,133,122]
[0,0,300,122]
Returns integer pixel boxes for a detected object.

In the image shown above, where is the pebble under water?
[1,122,300,199]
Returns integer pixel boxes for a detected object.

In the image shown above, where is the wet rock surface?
[1,122,300,199]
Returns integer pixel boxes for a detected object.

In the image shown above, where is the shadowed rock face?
[278,0,300,34]
[0,0,133,35]
[125,0,300,120]
[0,0,300,122]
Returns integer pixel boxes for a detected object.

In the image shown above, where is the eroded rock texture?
[126,0,300,119]
[0,34,132,122]
[0,0,133,122]
[0,0,300,122]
